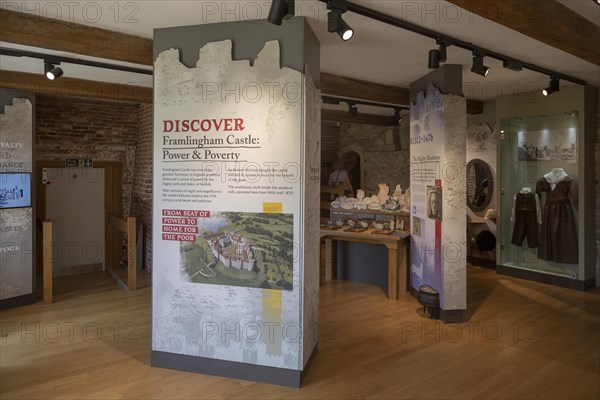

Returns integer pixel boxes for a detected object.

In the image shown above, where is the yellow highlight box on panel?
[263,202,283,214]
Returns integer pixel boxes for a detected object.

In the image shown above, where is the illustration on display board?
[426,186,442,221]
[517,129,577,162]
[180,212,294,290]
[536,168,578,264]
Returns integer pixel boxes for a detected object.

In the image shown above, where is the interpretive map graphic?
[181,212,294,290]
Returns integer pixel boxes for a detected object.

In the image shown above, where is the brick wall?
[321,121,341,152]
[36,95,139,216]
[132,103,153,270]
[337,122,410,195]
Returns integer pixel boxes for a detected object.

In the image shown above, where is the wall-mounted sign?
[65,158,93,168]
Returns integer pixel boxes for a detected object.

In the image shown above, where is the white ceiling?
[1,0,598,105]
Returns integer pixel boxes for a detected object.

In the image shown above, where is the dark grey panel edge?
[152,345,317,388]
[497,264,590,291]
[408,287,466,324]
[153,18,305,74]
[409,64,464,104]
[0,293,36,310]
[439,309,465,324]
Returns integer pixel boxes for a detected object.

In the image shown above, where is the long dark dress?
[536,176,578,264]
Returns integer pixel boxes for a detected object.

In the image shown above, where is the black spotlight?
[328,8,354,41]
[44,61,63,80]
[428,49,440,69]
[394,108,403,125]
[542,77,560,96]
[267,0,295,25]
[471,52,490,77]
[437,41,448,63]
[417,285,440,319]
[348,103,358,117]
[503,59,523,71]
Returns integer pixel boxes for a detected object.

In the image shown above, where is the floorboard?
[1,267,598,399]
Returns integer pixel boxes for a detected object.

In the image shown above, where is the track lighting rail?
[317,0,586,86]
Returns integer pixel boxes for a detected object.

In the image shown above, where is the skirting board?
[0,293,36,310]
[409,287,465,324]
[496,264,595,291]
[151,345,318,388]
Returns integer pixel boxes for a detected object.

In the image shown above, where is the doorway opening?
[36,161,124,300]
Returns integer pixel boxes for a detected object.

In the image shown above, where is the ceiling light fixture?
[44,61,63,80]
[542,77,560,96]
[503,59,523,72]
[437,39,448,63]
[471,52,490,77]
[348,103,358,116]
[267,0,295,26]
[394,108,403,125]
[314,0,586,87]
[428,49,440,69]
[594,0,600,5]
[327,2,354,41]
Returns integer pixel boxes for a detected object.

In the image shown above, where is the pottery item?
[356,189,365,202]
[377,183,390,205]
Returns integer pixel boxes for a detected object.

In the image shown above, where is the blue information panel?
[0,173,32,209]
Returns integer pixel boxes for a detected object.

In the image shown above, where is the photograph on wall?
[426,186,442,221]
[0,173,31,209]
[517,128,577,161]
[180,211,294,291]
[412,216,422,237]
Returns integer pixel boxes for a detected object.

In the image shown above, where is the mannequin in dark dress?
[536,168,578,264]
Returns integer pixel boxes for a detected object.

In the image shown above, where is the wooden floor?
[1,267,599,399]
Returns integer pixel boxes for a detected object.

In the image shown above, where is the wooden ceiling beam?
[446,0,600,66]
[0,8,153,66]
[0,10,483,113]
[1,71,408,125]
[322,109,396,126]
[321,72,483,114]
[0,70,153,103]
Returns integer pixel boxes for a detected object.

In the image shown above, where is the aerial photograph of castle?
[181,211,294,291]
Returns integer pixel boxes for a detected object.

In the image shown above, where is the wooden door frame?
[35,161,123,278]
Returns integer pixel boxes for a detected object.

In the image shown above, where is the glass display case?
[499,111,579,279]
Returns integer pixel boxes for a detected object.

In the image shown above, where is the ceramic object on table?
[331,201,342,208]
[354,202,367,210]
[377,183,390,205]
[383,197,400,211]
[367,202,381,210]
[341,202,354,210]
[356,189,365,202]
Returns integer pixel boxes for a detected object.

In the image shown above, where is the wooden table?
[319,228,410,300]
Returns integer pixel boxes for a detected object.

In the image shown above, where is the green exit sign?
[65,158,93,168]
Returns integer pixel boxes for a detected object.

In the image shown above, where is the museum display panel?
[499,112,580,279]
[151,18,320,387]
[0,90,36,309]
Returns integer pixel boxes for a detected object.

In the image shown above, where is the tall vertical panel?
[152,19,319,385]
[0,92,35,307]
[410,83,466,313]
